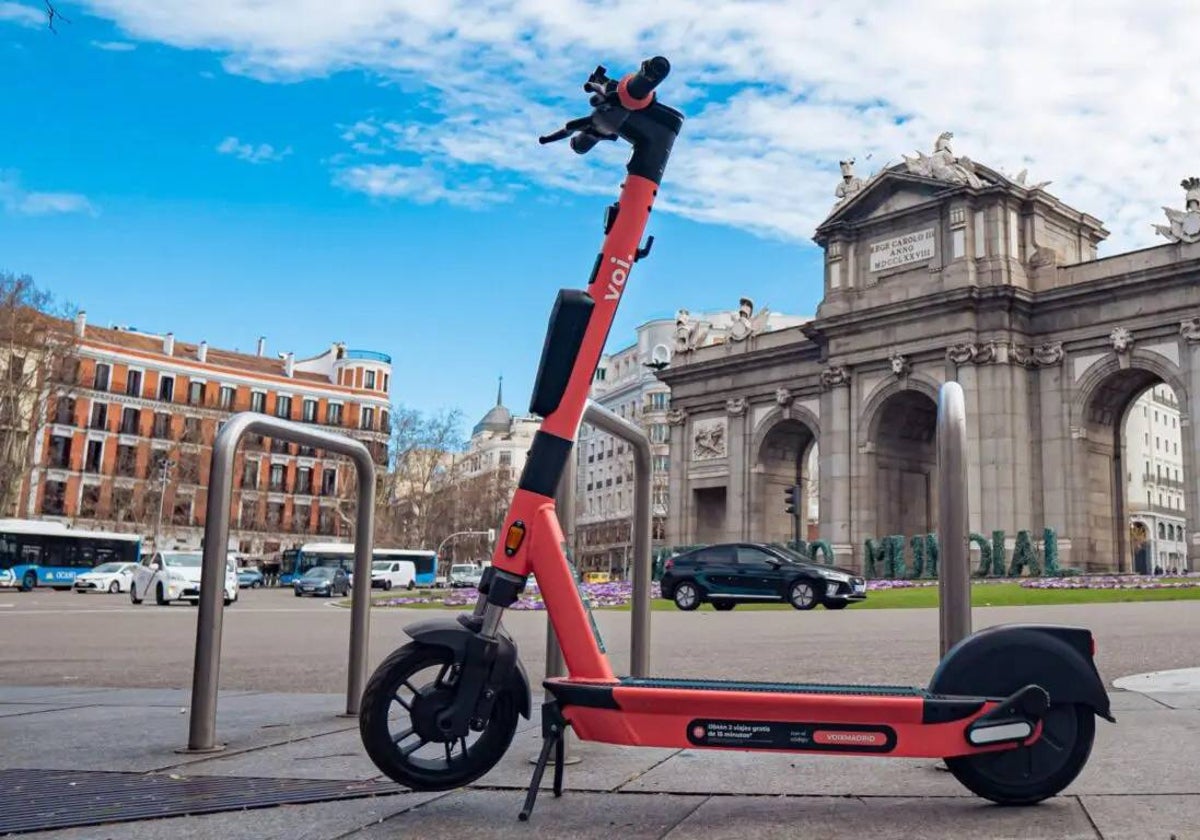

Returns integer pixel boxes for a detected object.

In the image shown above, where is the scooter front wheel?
[359,641,519,791]
[945,702,1095,805]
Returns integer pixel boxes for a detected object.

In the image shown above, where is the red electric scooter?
[358,55,1114,820]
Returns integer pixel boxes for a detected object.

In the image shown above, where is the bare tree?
[0,273,79,518]
[378,405,465,546]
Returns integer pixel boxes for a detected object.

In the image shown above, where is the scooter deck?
[617,676,928,697]
[545,675,1004,759]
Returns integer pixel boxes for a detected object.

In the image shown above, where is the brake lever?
[538,115,595,145]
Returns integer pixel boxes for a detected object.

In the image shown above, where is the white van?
[370,559,416,591]
[130,550,239,606]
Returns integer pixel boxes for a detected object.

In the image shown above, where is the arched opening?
[1097,376,1190,574]
[872,390,939,539]
[754,418,817,544]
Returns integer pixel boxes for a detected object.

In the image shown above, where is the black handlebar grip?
[570,132,601,154]
[625,56,670,101]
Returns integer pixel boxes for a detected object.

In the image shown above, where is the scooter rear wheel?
[945,702,1095,805]
[359,641,519,791]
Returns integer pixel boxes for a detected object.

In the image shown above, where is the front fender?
[928,623,1114,722]
[404,617,532,719]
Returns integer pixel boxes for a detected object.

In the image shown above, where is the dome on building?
[473,376,513,436]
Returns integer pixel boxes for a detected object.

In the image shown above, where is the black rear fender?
[404,617,532,719]
[928,623,1113,722]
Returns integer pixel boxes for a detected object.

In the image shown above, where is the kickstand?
[518,701,568,822]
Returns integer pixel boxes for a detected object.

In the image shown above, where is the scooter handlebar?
[619,56,670,108]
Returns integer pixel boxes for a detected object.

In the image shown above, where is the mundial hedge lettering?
[863,528,1062,579]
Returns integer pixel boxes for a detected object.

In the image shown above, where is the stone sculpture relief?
[726,397,748,416]
[889,353,910,377]
[1154,178,1200,243]
[1180,318,1200,343]
[834,157,864,205]
[819,365,850,389]
[1110,327,1134,354]
[692,419,727,460]
[902,132,986,189]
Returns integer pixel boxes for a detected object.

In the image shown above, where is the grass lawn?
[339,580,1200,611]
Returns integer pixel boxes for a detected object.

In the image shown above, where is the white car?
[73,562,137,594]
[130,550,239,607]
[449,563,483,588]
[370,559,416,591]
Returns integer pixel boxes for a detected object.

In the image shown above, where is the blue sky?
[1,2,1194,433]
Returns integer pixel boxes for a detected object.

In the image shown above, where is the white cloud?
[77,0,1200,252]
[91,39,137,51]
[334,163,510,208]
[215,136,292,164]
[0,1,42,27]
[0,171,95,217]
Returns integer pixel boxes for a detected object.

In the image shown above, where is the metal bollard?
[580,401,652,676]
[936,381,972,657]
[181,413,376,752]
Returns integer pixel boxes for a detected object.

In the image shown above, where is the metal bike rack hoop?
[183,412,377,752]
[580,400,653,677]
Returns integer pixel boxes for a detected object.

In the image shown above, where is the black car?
[294,566,350,598]
[659,542,867,611]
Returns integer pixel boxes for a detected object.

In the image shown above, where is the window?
[327,403,343,426]
[158,375,175,402]
[93,363,111,391]
[153,412,171,439]
[80,485,101,517]
[270,438,290,455]
[276,395,292,419]
[188,380,205,405]
[380,409,389,431]
[48,435,71,468]
[84,439,103,473]
[319,508,336,535]
[250,391,266,413]
[219,386,235,410]
[117,444,139,478]
[126,369,143,397]
[1159,522,1167,539]
[42,480,67,515]
[650,424,669,443]
[362,407,375,429]
[293,504,311,531]
[365,370,376,389]
[653,455,670,473]
[242,459,259,489]
[499,451,512,467]
[302,399,317,423]
[120,407,140,435]
[269,464,286,492]
[172,497,193,526]
[89,402,108,431]
[240,498,259,529]
[267,502,284,527]
[649,392,669,411]
[383,374,389,392]
[295,467,312,495]
[54,396,75,426]
[6,354,24,383]
[184,416,203,442]
[321,467,338,495]
[736,546,775,567]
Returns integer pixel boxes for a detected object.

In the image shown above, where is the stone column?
[725,397,749,543]
[947,344,984,534]
[1180,319,1200,568]
[665,408,688,545]
[1034,343,1070,561]
[819,366,853,567]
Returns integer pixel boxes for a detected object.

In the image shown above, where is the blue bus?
[278,542,437,587]
[0,518,143,591]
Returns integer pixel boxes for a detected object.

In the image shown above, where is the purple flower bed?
[375,580,665,610]
[1020,573,1200,590]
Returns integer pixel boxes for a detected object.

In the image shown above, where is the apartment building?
[1125,383,1189,572]
[22,311,392,556]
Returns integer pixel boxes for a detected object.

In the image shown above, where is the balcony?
[344,349,392,364]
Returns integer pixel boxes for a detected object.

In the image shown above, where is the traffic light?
[784,484,800,515]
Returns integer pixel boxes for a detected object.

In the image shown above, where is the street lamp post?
[435,529,496,576]
[152,457,175,551]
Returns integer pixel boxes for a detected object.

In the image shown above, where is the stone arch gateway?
[659,137,1200,573]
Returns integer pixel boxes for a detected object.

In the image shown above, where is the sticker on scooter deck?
[686,719,896,753]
